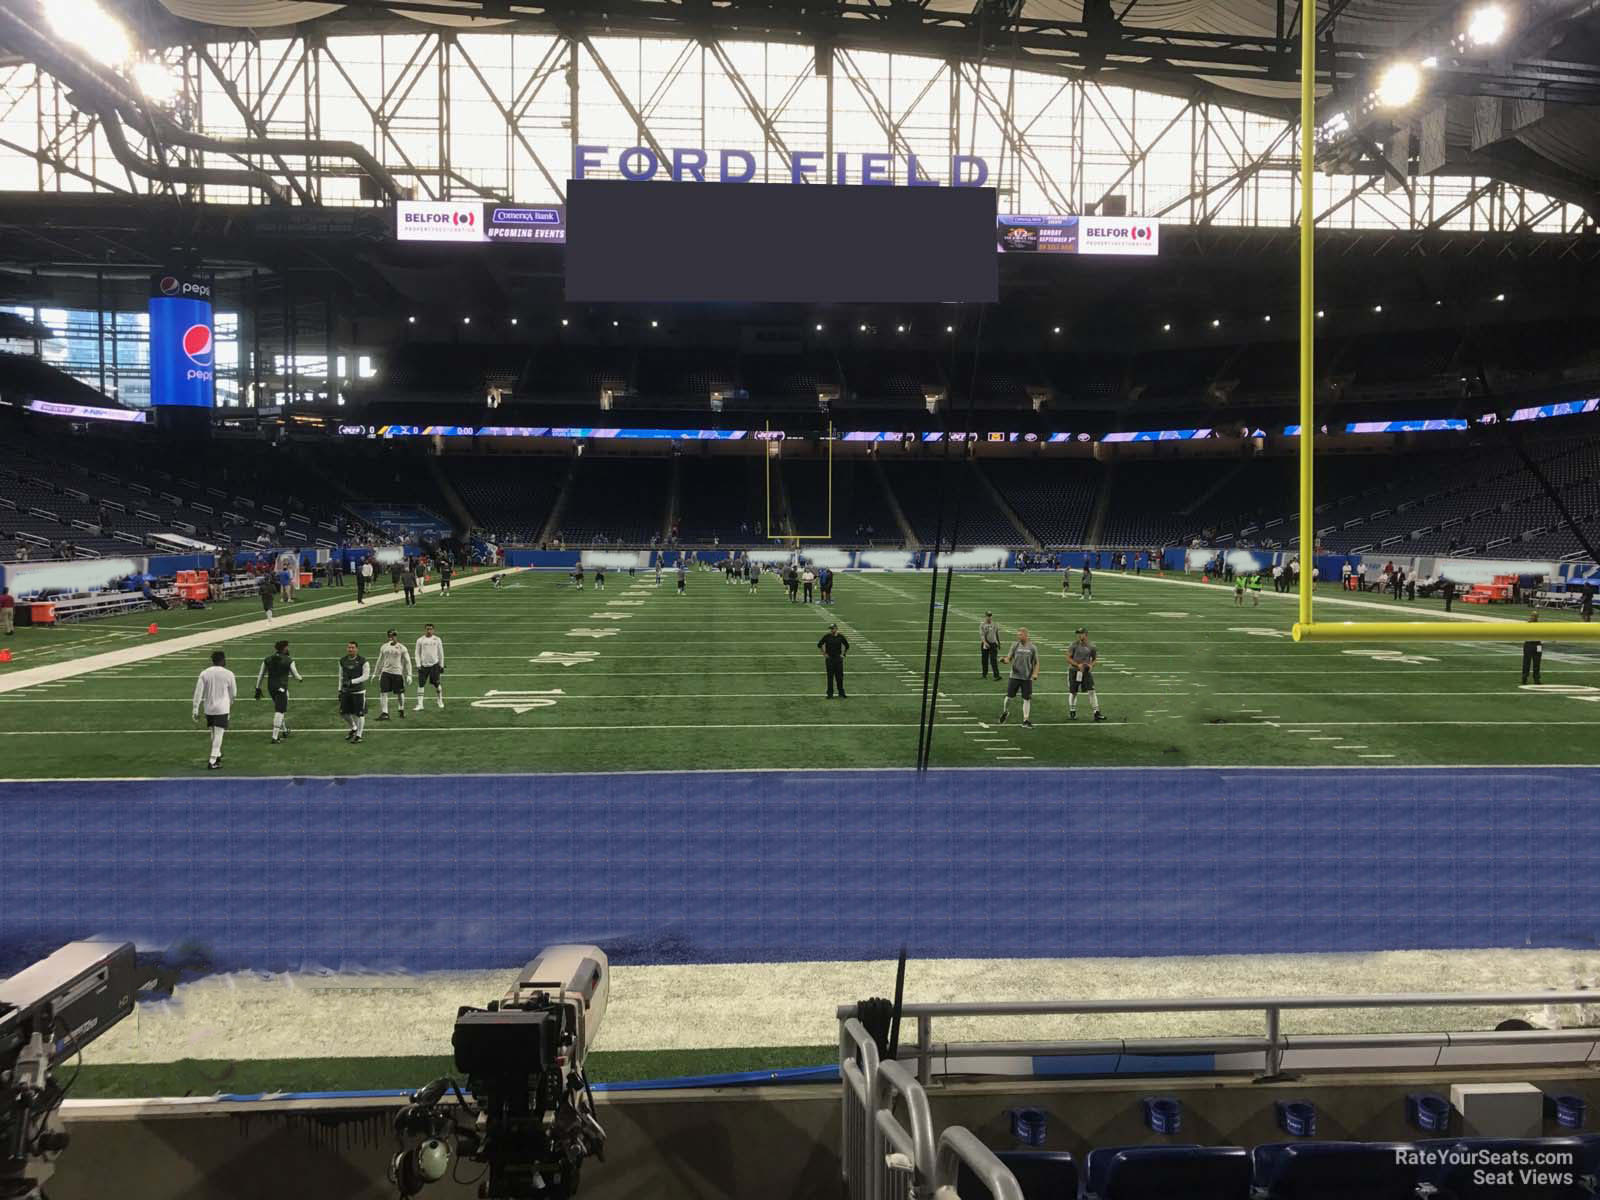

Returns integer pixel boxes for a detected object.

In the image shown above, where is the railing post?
[917,1015,932,1086]
[1263,1005,1283,1078]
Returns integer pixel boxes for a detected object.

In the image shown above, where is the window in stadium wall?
[0,41,1584,234]
[1,303,238,409]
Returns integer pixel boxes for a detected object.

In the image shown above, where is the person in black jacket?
[818,623,849,699]
[1521,611,1543,685]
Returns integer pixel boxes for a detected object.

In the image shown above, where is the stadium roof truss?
[0,0,1594,235]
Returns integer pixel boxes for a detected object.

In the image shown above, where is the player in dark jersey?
[254,639,303,744]
[337,640,370,743]
[257,571,278,621]
[1081,564,1093,600]
[594,563,606,591]
[438,556,454,596]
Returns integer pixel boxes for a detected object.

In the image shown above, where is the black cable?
[918,304,989,770]
[1472,366,1600,568]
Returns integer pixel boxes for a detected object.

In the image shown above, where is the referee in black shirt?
[818,622,849,698]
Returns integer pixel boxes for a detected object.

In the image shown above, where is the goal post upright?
[766,419,835,542]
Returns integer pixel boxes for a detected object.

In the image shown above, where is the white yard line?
[0,568,512,696]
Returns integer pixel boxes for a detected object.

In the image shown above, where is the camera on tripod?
[392,946,609,1200]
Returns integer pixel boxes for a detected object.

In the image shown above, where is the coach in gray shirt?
[980,612,1002,680]
[998,627,1039,728]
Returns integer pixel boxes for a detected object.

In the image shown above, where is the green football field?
[3,565,1599,777]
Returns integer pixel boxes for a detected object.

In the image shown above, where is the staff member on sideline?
[818,622,849,698]
[0,586,13,636]
[1521,610,1544,685]
[192,650,237,770]
[980,611,1002,680]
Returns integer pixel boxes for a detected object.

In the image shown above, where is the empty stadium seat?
[1251,1141,1424,1200]
[955,1149,1077,1200]
[1084,1144,1251,1199]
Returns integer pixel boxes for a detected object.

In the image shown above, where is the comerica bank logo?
[492,208,561,225]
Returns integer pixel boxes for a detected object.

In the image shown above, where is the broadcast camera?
[1,942,151,1200]
[392,946,609,1200]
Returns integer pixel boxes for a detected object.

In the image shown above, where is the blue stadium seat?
[955,1150,1077,1200]
[1251,1141,1424,1199]
[1423,1136,1600,1199]
[1084,1145,1250,1199]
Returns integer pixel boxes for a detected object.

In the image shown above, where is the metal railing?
[838,990,1600,1086]
[841,1017,1024,1200]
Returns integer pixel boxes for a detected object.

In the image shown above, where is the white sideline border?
[0,567,516,696]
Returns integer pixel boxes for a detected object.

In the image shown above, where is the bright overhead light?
[1263,314,1272,322]
[510,317,518,325]
[1373,304,1383,313]
[896,324,905,333]
[858,323,867,332]
[1494,292,1506,302]
[462,316,471,325]
[815,323,823,331]
[1052,325,1061,334]
[1375,61,1422,109]
[1421,56,1440,69]
[1316,309,1325,318]
[1162,323,1171,331]
[48,0,132,67]
[945,325,954,333]
[650,319,658,328]
[611,320,618,327]
[407,316,415,324]
[1211,318,1221,328]
[1466,4,1508,47]
[561,317,569,326]
[131,60,178,105]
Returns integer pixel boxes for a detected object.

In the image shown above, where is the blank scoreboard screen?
[564,180,997,303]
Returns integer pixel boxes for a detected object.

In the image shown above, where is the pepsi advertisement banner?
[148,274,214,408]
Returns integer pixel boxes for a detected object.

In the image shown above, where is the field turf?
[3,565,1598,777]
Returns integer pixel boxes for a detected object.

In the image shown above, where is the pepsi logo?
[182,323,213,367]
[159,275,180,296]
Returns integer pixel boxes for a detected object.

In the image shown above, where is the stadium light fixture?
[131,60,178,105]
[462,316,471,325]
[1211,318,1221,328]
[1495,292,1506,302]
[1373,304,1383,313]
[815,323,823,331]
[858,323,867,332]
[561,317,569,326]
[407,316,416,324]
[896,324,905,333]
[1316,309,1325,318]
[510,317,518,326]
[1162,323,1171,331]
[650,319,659,328]
[945,324,954,333]
[1263,314,1272,322]
[1052,325,1061,334]
[47,0,132,66]
[1421,56,1440,69]
[1375,61,1422,109]
[1466,4,1508,47]
[611,320,618,327]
